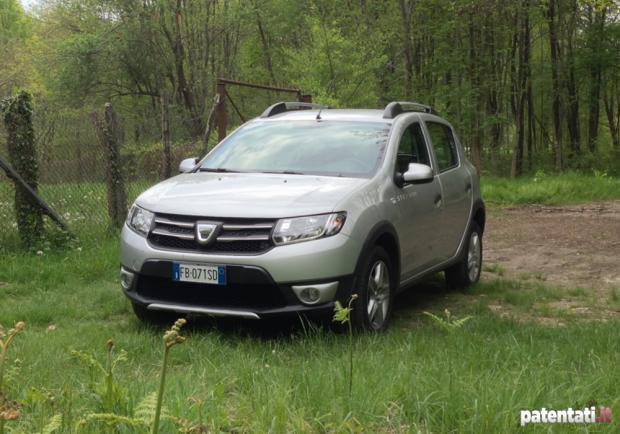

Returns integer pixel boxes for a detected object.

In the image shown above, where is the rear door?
[394,121,443,278]
[423,121,472,261]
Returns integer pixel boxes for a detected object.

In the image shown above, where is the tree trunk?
[468,12,482,173]
[547,0,563,170]
[524,2,534,173]
[256,13,276,84]
[484,8,502,173]
[202,94,219,155]
[586,7,606,153]
[399,0,414,99]
[604,91,619,149]
[565,0,580,157]
[172,0,202,137]
[161,90,172,178]
[92,103,127,229]
[510,2,526,178]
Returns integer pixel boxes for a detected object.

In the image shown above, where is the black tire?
[131,302,180,326]
[445,222,483,289]
[350,246,394,332]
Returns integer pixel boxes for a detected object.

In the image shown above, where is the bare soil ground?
[481,200,620,323]
[484,200,620,290]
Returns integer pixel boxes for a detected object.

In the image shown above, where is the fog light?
[300,287,321,303]
[291,281,339,305]
[120,267,135,290]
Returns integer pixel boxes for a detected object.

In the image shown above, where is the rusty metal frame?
[0,154,70,232]
[216,78,312,142]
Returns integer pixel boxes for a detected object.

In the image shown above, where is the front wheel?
[445,222,483,289]
[351,246,394,332]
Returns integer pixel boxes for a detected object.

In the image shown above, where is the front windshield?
[199,120,391,178]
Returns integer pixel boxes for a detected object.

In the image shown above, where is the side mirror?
[178,157,198,173]
[402,163,434,184]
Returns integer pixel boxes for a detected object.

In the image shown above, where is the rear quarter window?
[426,122,458,172]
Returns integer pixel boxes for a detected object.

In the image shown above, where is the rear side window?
[396,123,431,173]
[426,122,458,172]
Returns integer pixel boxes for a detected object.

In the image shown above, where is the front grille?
[136,275,287,308]
[148,213,275,254]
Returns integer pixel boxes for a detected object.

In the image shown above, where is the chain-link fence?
[0,104,206,251]
[0,86,305,251]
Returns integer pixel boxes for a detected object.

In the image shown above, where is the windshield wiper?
[259,170,305,175]
[199,167,242,173]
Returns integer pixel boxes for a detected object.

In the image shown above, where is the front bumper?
[121,224,361,283]
[121,259,354,319]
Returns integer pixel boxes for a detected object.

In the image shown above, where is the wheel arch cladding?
[473,200,486,235]
[356,222,401,286]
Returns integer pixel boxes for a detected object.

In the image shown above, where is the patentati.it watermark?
[520,406,612,427]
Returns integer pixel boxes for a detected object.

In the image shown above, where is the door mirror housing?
[402,163,434,184]
[178,157,198,173]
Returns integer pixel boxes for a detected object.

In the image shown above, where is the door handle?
[465,183,472,193]
[434,194,442,207]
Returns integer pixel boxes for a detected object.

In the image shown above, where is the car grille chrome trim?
[222,223,274,230]
[151,228,195,240]
[148,213,276,254]
[153,217,195,228]
[216,235,271,242]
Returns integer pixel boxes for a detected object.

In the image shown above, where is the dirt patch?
[484,201,620,291]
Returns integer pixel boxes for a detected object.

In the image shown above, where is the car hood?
[135,172,367,218]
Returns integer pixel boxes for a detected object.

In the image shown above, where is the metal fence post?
[217,80,227,142]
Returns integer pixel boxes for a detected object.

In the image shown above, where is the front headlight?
[126,204,155,237]
[272,212,346,245]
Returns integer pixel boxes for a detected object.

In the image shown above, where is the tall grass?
[482,172,620,206]
[0,239,618,432]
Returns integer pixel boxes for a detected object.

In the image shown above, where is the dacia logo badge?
[195,221,221,245]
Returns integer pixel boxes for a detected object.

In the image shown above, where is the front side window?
[396,122,431,173]
[200,120,391,178]
[426,122,458,172]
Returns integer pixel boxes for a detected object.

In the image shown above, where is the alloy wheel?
[467,232,481,282]
[367,260,390,329]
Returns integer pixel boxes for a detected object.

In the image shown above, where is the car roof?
[256,108,450,126]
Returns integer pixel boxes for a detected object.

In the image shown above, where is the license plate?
[172,263,226,285]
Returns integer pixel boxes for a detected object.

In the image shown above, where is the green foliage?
[37,414,61,434]
[333,294,358,400]
[2,90,45,249]
[0,321,25,434]
[423,309,472,334]
[69,325,186,434]
[70,340,128,414]
[5,0,615,179]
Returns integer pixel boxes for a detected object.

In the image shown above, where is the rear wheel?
[445,222,483,289]
[351,246,394,332]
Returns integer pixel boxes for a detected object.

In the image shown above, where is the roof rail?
[261,101,328,118]
[382,101,436,119]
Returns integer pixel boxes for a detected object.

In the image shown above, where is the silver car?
[120,101,485,331]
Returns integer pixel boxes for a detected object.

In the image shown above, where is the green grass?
[482,172,620,206]
[1,240,619,433]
